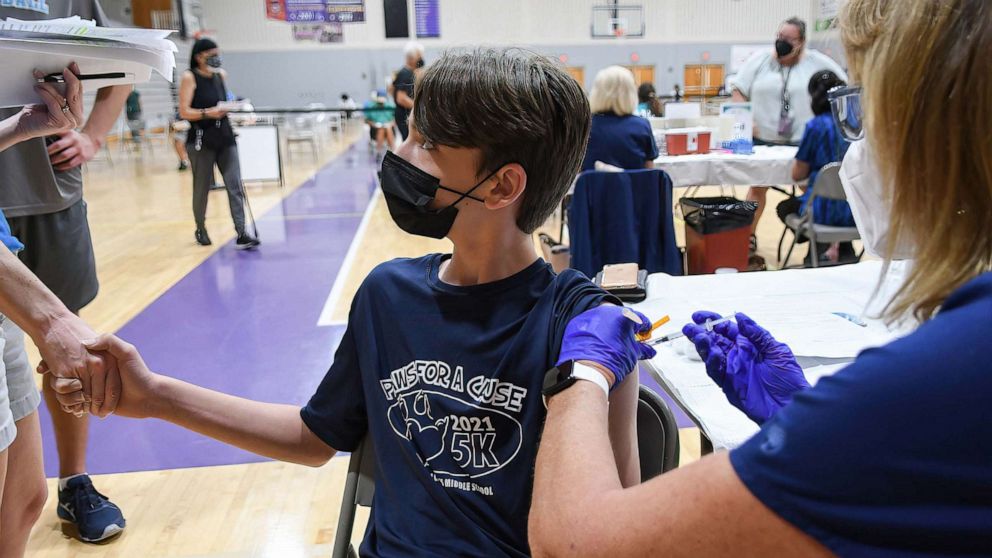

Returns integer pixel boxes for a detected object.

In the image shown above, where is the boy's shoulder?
[362,254,438,287]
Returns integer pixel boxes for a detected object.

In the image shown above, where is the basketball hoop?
[591,5,644,39]
[611,17,627,38]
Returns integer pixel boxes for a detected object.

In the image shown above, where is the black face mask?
[775,39,794,58]
[378,150,497,239]
[206,55,223,69]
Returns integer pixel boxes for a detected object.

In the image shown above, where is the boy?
[66,48,641,556]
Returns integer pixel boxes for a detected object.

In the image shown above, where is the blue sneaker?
[57,475,126,543]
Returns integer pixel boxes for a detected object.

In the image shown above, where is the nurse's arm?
[529,379,832,558]
[731,88,749,102]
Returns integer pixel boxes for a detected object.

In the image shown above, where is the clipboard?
[0,41,151,107]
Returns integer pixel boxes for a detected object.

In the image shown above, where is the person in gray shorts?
[0,0,132,546]
[0,65,119,555]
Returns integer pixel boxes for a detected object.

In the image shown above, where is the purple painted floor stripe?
[39,143,377,476]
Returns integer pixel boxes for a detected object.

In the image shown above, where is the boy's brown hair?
[413,48,591,233]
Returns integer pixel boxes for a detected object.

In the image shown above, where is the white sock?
[59,473,88,491]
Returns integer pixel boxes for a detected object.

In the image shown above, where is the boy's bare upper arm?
[608,371,641,486]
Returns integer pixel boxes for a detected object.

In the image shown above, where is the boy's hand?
[83,335,161,419]
[557,306,656,390]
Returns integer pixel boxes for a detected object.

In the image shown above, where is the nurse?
[530,0,992,555]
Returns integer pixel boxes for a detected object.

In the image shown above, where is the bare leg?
[0,411,47,557]
[174,138,189,164]
[43,381,88,477]
[384,126,395,150]
[0,448,7,538]
[747,186,769,236]
[375,127,386,150]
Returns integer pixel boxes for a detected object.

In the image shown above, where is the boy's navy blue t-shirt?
[732,271,992,557]
[302,254,613,557]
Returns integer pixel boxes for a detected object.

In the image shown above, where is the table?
[655,145,798,188]
[630,260,912,450]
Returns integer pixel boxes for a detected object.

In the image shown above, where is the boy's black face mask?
[378,151,496,239]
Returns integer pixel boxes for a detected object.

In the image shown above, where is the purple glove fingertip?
[691,310,723,325]
[636,342,657,360]
[736,313,780,353]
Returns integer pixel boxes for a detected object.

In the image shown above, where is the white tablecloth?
[655,145,798,188]
[630,261,913,450]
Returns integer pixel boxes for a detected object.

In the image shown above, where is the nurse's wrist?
[577,360,616,389]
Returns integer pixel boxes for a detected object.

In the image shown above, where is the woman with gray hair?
[580,65,658,171]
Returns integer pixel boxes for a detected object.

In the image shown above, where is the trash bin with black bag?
[681,197,757,274]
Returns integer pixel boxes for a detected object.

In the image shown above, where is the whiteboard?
[235,125,282,183]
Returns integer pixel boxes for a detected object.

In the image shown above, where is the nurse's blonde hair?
[589,66,638,116]
[841,0,992,323]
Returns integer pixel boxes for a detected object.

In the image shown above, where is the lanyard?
[780,66,793,114]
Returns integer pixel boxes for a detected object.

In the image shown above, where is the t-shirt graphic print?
[302,254,612,557]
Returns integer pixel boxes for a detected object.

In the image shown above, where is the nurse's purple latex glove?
[557,306,657,390]
[682,311,810,424]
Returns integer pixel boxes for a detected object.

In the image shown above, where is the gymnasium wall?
[188,0,845,108]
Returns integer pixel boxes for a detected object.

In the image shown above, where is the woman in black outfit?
[178,38,258,248]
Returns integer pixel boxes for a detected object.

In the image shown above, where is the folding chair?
[637,384,681,480]
[779,162,862,268]
[568,169,683,278]
[332,437,376,558]
[284,114,320,162]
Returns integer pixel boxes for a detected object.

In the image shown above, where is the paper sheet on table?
[632,261,913,449]
[217,101,249,111]
[633,262,906,358]
[644,346,851,450]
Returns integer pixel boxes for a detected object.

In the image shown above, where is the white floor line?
[317,190,381,327]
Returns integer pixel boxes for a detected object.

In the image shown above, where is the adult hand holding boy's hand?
[34,312,118,417]
[39,334,159,419]
[557,306,657,389]
[82,335,162,419]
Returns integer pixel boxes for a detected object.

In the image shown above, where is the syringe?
[645,315,733,346]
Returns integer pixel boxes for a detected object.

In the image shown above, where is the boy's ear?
[483,163,527,211]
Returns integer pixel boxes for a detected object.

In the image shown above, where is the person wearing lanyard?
[179,38,259,249]
[530,1,992,555]
[729,17,847,262]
